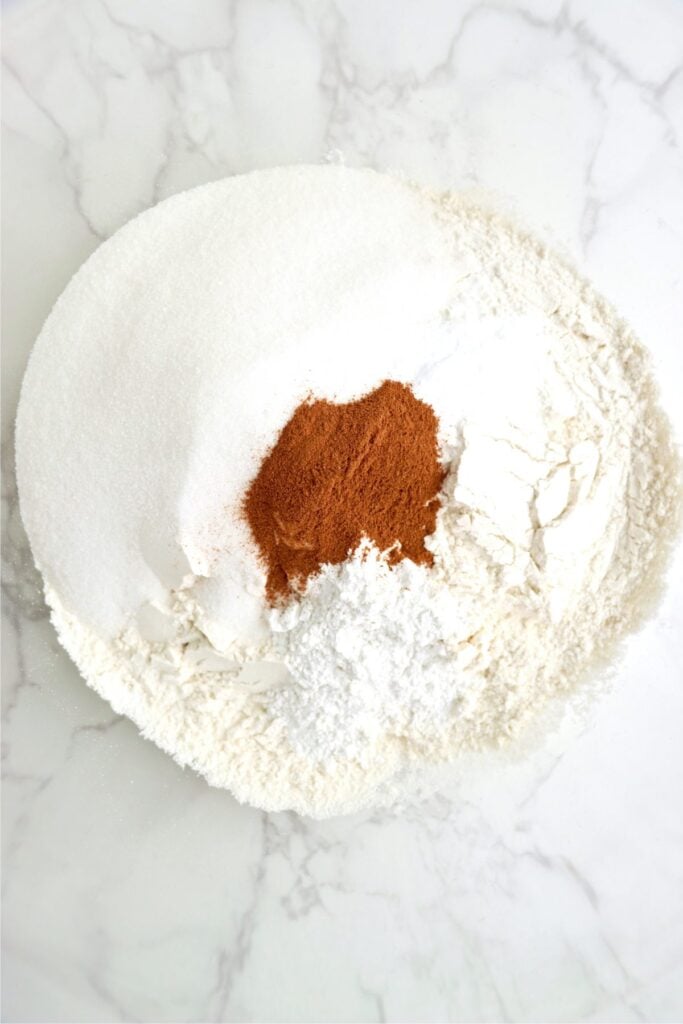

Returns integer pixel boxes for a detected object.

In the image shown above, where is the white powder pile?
[16,166,680,817]
[269,543,468,764]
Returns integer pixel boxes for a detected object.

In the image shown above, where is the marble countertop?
[2,1,683,1021]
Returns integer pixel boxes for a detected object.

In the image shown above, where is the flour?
[266,300,674,767]
[16,166,680,817]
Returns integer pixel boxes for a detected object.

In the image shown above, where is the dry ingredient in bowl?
[15,165,680,817]
[244,380,445,602]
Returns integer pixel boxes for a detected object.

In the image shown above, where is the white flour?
[267,292,675,770]
[17,167,680,817]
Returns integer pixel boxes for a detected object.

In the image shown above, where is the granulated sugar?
[16,166,680,817]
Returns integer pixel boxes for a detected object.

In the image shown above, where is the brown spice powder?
[244,380,445,602]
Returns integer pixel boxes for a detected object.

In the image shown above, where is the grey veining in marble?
[2,1,683,1021]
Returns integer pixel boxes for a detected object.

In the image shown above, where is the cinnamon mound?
[244,380,445,602]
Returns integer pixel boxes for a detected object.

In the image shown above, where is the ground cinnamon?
[244,380,445,602]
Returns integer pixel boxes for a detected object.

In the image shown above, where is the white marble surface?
[2,1,683,1021]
